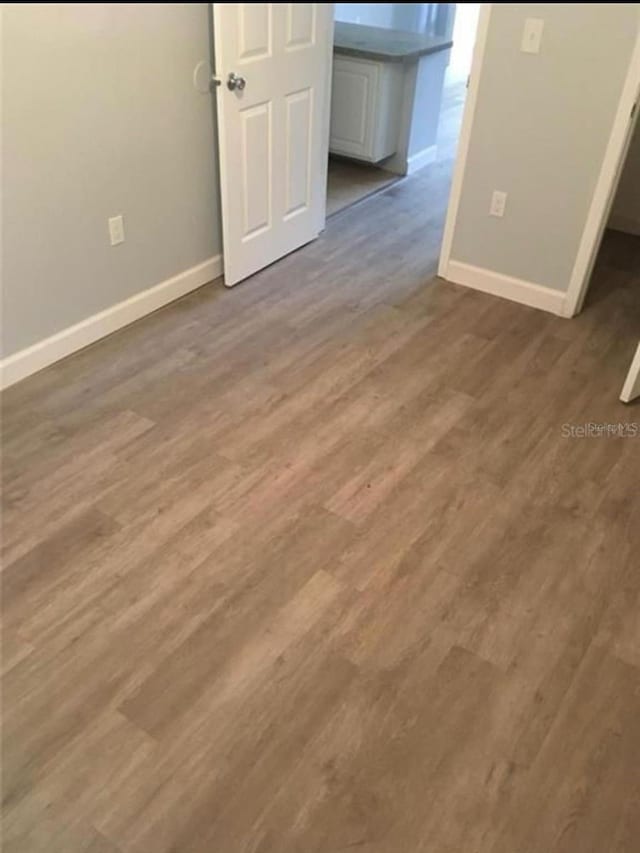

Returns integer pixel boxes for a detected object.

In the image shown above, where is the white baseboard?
[406,145,437,175]
[443,260,567,316]
[0,254,223,390]
[608,213,640,237]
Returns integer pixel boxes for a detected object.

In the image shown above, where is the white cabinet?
[329,56,403,163]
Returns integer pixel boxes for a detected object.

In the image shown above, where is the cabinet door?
[329,56,379,159]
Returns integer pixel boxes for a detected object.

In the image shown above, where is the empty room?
[1,4,639,853]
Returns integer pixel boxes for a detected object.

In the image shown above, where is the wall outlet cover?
[490,190,507,218]
[108,215,125,246]
[521,18,544,54]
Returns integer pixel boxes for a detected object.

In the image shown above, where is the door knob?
[227,72,246,92]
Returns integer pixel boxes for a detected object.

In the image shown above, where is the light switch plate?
[521,18,544,54]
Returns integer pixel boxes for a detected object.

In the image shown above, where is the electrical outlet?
[108,215,125,246]
[521,18,544,54]
[490,191,507,218]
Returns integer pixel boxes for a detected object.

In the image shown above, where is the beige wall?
[449,4,640,292]
[609,117,640,235]
[1,3,221,358]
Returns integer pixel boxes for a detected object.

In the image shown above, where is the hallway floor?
[325,156,399,217]
[3,85,640,853]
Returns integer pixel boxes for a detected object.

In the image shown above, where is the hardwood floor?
[2,105,640,851]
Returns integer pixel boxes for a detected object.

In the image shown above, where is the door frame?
[564,31,640,316]
[438,3,492,280]
[620,341,640,403]
[317,4,335,234]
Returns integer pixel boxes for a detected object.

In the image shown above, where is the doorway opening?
[582,112,640,310]
[325,3,480,218]
[582,116,640,401]
[585,123,640,305]
[212,3,480,286]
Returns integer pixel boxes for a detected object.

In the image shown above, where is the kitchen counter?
[333,21,452,63]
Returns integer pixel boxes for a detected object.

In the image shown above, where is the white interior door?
[213,4,333,287]
[620,342,640,403]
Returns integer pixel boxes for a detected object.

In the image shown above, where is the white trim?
[564,24,640,317]
[318,7,335,233]
[0,255,223,389]
[444,260,566,316]
[608,213,640,237]
[406,145,437,175]
[438,4,492,279]
[620,342,640,403]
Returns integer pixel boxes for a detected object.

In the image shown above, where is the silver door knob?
[227,72,246,91]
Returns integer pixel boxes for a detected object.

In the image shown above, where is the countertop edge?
[333,39,453,63]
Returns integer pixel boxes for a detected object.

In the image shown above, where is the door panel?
[241,103,271,238]
[286,5,316,50]
[214,4,332,287]
[284,89,312,218]
[239,5,272,62]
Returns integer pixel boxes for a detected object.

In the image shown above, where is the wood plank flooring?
[2,96,640,850]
